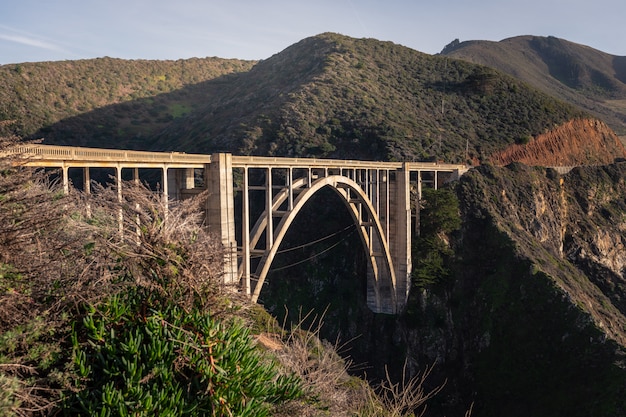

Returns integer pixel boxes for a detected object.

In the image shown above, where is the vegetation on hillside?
[442,35,626,137]
[0,57,256,148]
[1,33,590,164]
[149,33,587,163]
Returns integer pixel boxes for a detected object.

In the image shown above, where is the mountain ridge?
[441,35,626,140]
[4,33,624,166]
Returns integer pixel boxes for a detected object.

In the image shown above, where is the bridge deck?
[3,144,468,173]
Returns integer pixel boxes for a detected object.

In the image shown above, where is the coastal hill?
[1,33,624,165]
[441,35,626,143]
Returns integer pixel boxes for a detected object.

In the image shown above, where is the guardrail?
[3,144,212,164]
[548,166,576,175]
[232,155,467,172]
[2,144,469,173]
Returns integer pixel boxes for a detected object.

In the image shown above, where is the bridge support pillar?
[205,154,238,286]
[391,163,412,311]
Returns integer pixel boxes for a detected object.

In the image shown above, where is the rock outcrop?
[489,118,626,166]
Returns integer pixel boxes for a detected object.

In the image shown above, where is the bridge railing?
[548,166,576,175]
[3,144,212,164]
[3,144,470,175]
[231,155,468,172]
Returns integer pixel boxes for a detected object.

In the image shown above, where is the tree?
[418,187,461,237]
[411,187,460,288]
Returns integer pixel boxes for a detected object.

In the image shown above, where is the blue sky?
[1,0,624,65]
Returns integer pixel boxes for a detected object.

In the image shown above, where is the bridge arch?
[249,175,397,313]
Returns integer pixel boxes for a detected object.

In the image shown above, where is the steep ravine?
[260,162,626,417]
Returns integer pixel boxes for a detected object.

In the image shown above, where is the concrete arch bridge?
[7,144,468,314]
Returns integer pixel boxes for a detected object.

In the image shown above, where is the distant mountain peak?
[441,35,626,138]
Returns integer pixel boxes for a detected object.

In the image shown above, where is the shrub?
[68,289,302,416]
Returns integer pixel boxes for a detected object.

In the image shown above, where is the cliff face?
[441,162,626,416]
[489,118,626,166]
[562,164,626,314]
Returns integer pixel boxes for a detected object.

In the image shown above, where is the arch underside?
[240,174,398,314]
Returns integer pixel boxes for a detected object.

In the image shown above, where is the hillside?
[3,33,624,165]
[490,118,624,166]
[146,33,612,164]
[441,35,626,140]
[0,56,256,148]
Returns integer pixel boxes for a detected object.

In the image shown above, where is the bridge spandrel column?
[169,168,195,200]
[205,154,238,286]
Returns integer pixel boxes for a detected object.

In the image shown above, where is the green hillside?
[441,35,626,139]
[148,33,588,163]
[0,56,256,148]
[1,33,589,164]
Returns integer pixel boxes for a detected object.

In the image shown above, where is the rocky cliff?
[429,162,626,416]
[489,118,626,166]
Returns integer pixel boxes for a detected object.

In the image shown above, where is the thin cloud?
[0,26,70,54]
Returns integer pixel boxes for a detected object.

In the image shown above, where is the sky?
[1,0,625,65]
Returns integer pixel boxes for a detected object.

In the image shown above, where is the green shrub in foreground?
[66,289,303,417]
